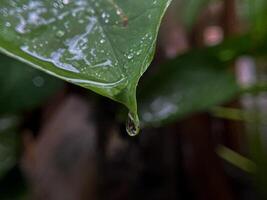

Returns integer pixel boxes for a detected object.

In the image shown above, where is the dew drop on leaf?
[56,30,65,37]
[5,22,11,27]
[127,53,134,60]
[136,50,142,56]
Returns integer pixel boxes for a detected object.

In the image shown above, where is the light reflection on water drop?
[126,112,140,137]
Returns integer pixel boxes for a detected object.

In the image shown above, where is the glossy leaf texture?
[0,0,172,130]
[0,54,63,114]
[138,48,239,127]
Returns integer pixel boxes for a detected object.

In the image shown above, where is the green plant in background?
[0,54,63,114]
[0,116,19,180]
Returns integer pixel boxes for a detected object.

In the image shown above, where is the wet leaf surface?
[0,0,172,130]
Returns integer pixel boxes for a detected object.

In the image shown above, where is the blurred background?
[1,0,267,199]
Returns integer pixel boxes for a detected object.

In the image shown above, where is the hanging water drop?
[126,112,140,136]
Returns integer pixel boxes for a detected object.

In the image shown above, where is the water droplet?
[126,113,140,136]
[5,22,11,27]
[56,30,65,37]
[101,12,107,18]
[127,53,134,59]
[53,2,58,8]
[136,50,142,56]
[100,39,105,44]
[116,10,121,15]
[78,19,84,24]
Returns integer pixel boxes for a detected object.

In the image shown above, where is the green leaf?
[0,54,63,114]
[138,48,239,126]
[0,116,19,180]
[0,0,172,135]
[216,145,256,173]
[244,0,267,36]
